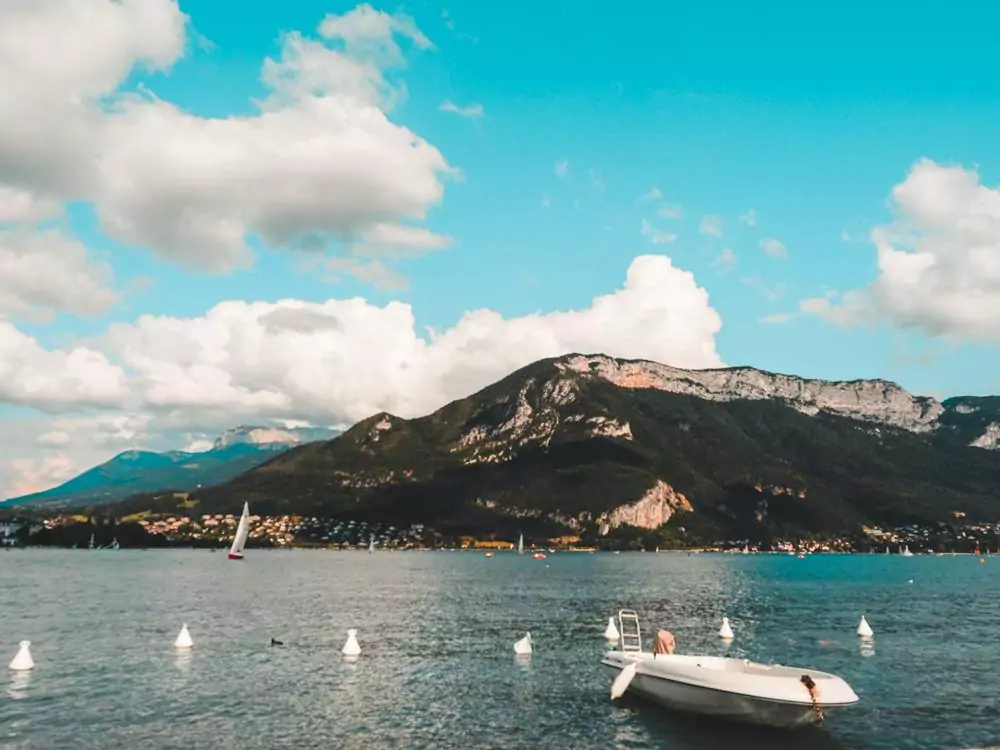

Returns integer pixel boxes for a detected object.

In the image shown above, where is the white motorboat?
[602,610,859,729]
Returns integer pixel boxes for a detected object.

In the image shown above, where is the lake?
[2,549,998,749]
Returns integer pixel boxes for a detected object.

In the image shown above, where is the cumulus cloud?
[0,322,127,410]
[699,215,723,237]
[439,100,484,117]
[638,187,661,202]
[554,159,569,178]
[802,159,1000,341]
[740,209,757,227]
[0,185,61,224]
[0,1,451,276]
[0,228,118,320]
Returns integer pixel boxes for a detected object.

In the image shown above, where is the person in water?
[654,629,675,655]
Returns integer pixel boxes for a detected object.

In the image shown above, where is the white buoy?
[603,617,620,641]
[718,617,734,640]
[9,641,33,671]
[342,628,361,656]
[174,624,193,649]
[514,632,532,655]
[857,615,874,638]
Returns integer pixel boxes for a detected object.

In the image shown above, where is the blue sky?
[37,0,999,394]
[2,0,1000,495]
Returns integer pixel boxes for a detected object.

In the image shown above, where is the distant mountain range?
[2,425,340,508]
[108,353,1000,543]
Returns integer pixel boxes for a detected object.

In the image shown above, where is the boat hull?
[602,653,857,729]
[227,552,244,560]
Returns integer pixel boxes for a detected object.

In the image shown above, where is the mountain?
[120,353,1000,543]
[2,425,340,508]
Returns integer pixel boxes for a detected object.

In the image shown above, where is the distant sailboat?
[901,545,914,557]
[517,533,524,555]
[228,503,251,560]
[88,533,95,550]
[368,536,375,554]
[110,538,120,551]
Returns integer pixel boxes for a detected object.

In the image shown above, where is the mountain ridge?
[150,353,1000,543]
[3,424,341,508]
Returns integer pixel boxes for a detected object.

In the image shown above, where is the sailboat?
[368,536,375,554]
[88,533,95,550]
[901,545,914,557]
[517,533,524,555]
[228,503,251,560]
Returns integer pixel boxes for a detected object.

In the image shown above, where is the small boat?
[602,610,858,728]
[368,536,375,554]
[228,502,251,560]
[532,552,546,559]
[484,552,494,558]
[517,533,524,555]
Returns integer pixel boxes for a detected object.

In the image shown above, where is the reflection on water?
[0,550,998,749]
[860,639,876,659]
[7,670,31,700]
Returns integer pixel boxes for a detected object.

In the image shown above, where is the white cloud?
[638,187,662,202]
[759,312,793,324]
[640,219,677,245]
[657,204,683,220]
[0,1,451,278]
[699,215,723,237]
[0,228,118,320]
[554,159,569,179]
[712,247,736,273]
[840,228,853,243]
[803,159,1000,341]
[322,257,409,291]
[0,185,61,224]
[0,322,127,410]
[439,100,484,118]
[760,237,788,259]
[37,431,71,446]
[740,209,757,227]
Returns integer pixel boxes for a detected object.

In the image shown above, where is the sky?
[2,0,1000,498]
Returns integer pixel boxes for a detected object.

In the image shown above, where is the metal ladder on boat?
[617,609,642,652]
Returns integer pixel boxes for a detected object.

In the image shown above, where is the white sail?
[229,503,250,557]
[517,533,524,555]
[368,536,375,553]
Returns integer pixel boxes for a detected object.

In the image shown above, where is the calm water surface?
[2,550,999,749]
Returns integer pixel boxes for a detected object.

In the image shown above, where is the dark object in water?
[270,638,283,646]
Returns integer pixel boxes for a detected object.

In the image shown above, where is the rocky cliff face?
[558,354,945,433]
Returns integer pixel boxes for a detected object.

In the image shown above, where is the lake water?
[2,549,999,749]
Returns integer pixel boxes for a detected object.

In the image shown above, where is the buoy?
[718,617,734,640]
[514,632,532,655]
[857,615,874,638]
[9,641,33,671]
[604,617,620,641]
[342,629,361,656]
[174,624,193,649]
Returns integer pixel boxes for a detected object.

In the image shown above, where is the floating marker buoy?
[907,579,913,584]
[514,632,532,655]
[342,629,361,656]
[718,617,734,640]
[604,617,620,641]
[174,624,193,649]
[857,615,874,638]
[9,641,33,671]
